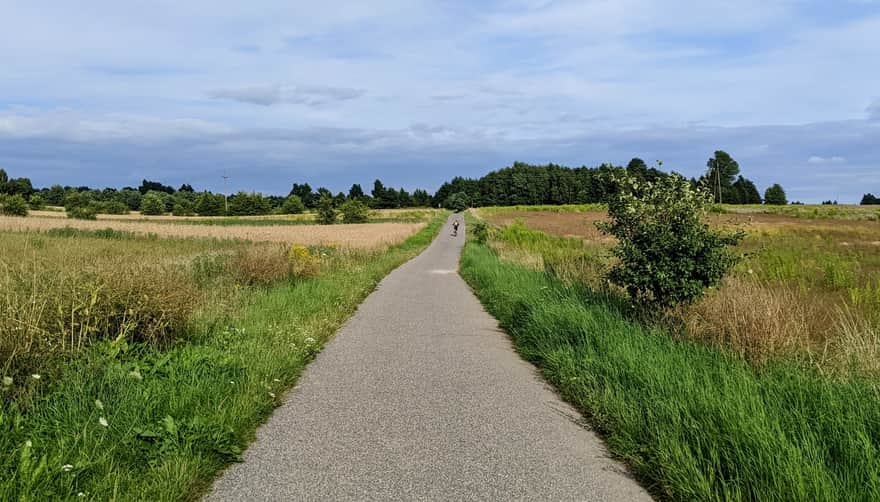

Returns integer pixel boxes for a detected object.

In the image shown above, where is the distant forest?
[1,149,878,216]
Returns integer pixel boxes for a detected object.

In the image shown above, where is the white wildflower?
[272,378,280,383]
[268,392,276,398]
[98,417,108,427]
[304,337,316,345]
[24,440,32,448]
[77,493,85,498]
[2,376,12,386]
[95,399,103,410]
[62,464,74,472]
[31,374,41,380]
[128,370,142,381]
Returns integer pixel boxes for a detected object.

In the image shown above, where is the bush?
[0,194,29,216]
[228,192,272,216]
[471,220,489,244]
[598,173,743,309]
[172,200,195,216]
[63,191,92,212]
[280,195,306,215]
[67,205,98,220]
[764,184,787,205]
[28,195,45,210]
[289,245,321,279]
[316,195,337,225]
[195,192,226,216]
[96,200,130,215]
[141,193,166,215]
[340,200,369,223]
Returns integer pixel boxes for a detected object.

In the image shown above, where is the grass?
[0,213,445,501]
[478,206,880,375]
[459,239,880,501]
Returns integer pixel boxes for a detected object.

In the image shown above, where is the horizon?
[2,1,879,203]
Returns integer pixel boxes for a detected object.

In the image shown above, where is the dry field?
[478,205,880,374]
[0,215,425,248]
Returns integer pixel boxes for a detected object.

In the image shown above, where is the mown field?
[0,211,445,500]
[465,205,880,501]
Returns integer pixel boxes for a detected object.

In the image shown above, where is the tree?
[45,184,66,205]
[732,176,762,204]
[140,192,166,215]
[228,192,272,216]
[412,189,432,207]
[178,183,195,193]
[861,193,879,205]
[139,179,175,195]
[340,200,370,223]
[706,150,740,203]
[289,183,315,208]
[626,158,649,180]
[194,192,226,216]
[348,183,364,200]
[0,169,7,193]
[445,191,471,212]
[28,194,45,210]
[764,184,787,205]
[597,174,744,309]
[316,195,337,224]
[0,194,29,216]
[280,195,306,214]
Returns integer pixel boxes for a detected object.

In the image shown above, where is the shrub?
[289,245,321,279]
[280,195,305,215]
[63,191,92,212]
[172,200,195,216]
[195,192,226,216]
[316,195,337,225]
[471,220,489,244]
[0,194,29,216]
[445,192,470,212]
[340,200,369,223]
[96,200,130,215]
[764,184,787,205]
[140,193,166,215]
[66,205,98,220]
[28,195,45,210]
[228,192,272,216]
[598,173,744,309]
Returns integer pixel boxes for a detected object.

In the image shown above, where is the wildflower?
[62,464,74,472]
[272,378,280,383]
[304,337,316,345]
[2,376,12,386]
[77,493,85,498]
[31,374,41,380]
[24,440,32,448]
[268,392,276,398]
[98,417,108,427]
[229,380,235,384]
[128,370,142,381]
[95,399,104,410]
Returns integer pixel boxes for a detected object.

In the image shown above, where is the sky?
[1,0,879,202]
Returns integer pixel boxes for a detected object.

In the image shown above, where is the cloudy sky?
[1,0,878,202]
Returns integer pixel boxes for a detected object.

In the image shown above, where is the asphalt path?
[206,215,651,501]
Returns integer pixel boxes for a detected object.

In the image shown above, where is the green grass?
[478,203,606,214]
[0,214,445,501]
[460,241,880,501]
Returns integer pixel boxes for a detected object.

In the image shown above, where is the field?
[0,212,445,500]
[464,204,880,500]
[476,204,880,373]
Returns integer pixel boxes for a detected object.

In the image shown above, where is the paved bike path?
[206,215,651,501]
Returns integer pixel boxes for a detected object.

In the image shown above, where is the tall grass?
[0,215,445,500]
[460,242,880,501]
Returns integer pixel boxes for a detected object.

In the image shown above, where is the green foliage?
[279,195,306,215]
[27,195,45,210]
[0,194,29,216]
[63,191,92,212]
[95,200,130,215]
[140,192,166,215]
[315,195,337,225]
[340,200,370,223]
[171,199,195,216]
[445,191,471,212]
[194,192,226,216]
[862,193,879,205]
[460,242,880,502]
[228,192,272,216]
[598,174,743,309]
[471,220,489,244]
[66,205,98,220]
[764,183,788,205]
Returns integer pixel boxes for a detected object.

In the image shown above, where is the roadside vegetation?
[0,214,445,500]
[464,177,880,500]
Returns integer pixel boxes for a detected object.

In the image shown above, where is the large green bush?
[194,192,226,216]
[67,205,97,220]
[598,173,743,309]
[28,195,45,210]
[96,200,130,215]
[140,193,166,215]
[316,195,337,225]
[0,194,29,216]
[228,192,272,216]
[280,195,306,215]
[340,200,369,223]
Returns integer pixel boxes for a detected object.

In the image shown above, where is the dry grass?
[0,215,425,248]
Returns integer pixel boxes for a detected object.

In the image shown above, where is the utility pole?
[714,159,722,204]
[222,171,229,213]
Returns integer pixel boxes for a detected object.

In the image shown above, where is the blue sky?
[1,0,878,202]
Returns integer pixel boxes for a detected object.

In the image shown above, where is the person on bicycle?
[452,219,460,236]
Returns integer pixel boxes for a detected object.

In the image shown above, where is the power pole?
[222,171,229,213]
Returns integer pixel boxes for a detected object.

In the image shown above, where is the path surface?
[206,216,651,501]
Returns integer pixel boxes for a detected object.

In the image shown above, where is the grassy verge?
[460,240,880,501]
[0,214,444,501]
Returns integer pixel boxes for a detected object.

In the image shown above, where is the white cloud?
[807,155,847,164]
[209,85,364,107]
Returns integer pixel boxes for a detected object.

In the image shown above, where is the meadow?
[465,204,880,500]
[0,211,445,500]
